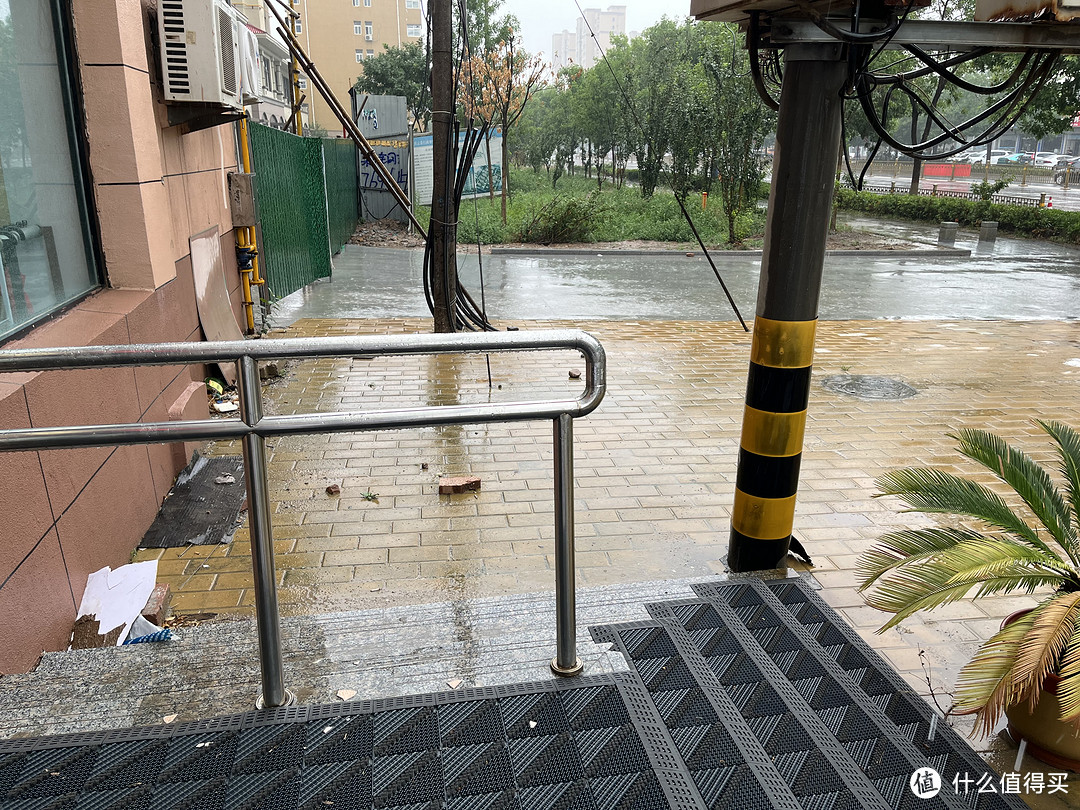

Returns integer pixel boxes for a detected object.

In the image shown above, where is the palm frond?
[856,528,984,590]
[875,467,1053,556]
[935,538,1072,586]
[865,558,1061,631]
[1040,420,1080,560]
[1054,619,1080,722]
[1011,590,1080,710]
[952,427,1075,556]
[955,610,1036,737]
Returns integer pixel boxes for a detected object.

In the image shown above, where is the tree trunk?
[484,135,495,202]
[500,124,509,224]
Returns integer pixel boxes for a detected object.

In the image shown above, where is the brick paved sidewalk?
[136,317,1079,715]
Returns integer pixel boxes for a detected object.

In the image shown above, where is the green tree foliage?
[353,42,430,131]
[701,25,774,244]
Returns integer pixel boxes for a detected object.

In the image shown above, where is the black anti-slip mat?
[139,452,246,548]
[0,577,1027,809]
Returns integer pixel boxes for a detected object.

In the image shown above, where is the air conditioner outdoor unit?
[159,0,244,109]
[365,33,373,40]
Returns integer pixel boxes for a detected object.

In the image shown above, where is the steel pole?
[728,45,847,572]
[237,355,293,708]
[550,413,582,675]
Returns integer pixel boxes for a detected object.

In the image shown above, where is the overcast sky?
[499,0,690,62]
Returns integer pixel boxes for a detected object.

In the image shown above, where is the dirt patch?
[348,219,924,253]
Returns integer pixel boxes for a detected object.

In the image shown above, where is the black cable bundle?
[421,122,497,331]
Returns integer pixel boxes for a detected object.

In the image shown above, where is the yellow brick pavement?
[136,317,1080,731]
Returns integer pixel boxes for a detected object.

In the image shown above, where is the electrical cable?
[573,0,749,332]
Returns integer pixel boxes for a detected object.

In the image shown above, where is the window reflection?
[1,0,98,341]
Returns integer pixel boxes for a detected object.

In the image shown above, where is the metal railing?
[0,330,606,707]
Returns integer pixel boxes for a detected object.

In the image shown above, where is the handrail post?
[237,355,293,708]
[550,412,582,676]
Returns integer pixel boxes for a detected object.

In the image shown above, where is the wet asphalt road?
[272,216,1080,324]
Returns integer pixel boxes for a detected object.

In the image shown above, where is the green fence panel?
[249,123,331,301]
[322,138,359,254]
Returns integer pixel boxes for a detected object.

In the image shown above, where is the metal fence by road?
[0,330,606,708]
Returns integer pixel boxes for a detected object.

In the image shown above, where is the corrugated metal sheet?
[249,123,332,300]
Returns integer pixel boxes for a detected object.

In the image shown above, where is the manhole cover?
[820,374,917,400]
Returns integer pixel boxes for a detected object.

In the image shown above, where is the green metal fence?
[248,124,359,301]
[323,138,359,254]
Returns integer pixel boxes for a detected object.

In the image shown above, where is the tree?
[573,42,629,189]
[459,30,546,221]
[702,23,774,243]
[353,42,430,131]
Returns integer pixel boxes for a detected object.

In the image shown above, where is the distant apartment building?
[552,5,626,69]
[290,0,424,132]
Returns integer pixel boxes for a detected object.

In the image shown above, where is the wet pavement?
[6,216,1080,806]
[271,217,1080,324]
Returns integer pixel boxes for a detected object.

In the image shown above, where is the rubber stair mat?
[693,577,1006,808]
[0,675,682,810]
[0,577,1026,810]
[591,577,1026,810]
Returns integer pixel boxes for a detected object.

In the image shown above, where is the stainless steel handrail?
[0,329,606,707]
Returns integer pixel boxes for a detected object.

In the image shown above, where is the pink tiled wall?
[0,0,244,672]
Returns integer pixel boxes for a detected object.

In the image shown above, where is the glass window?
[364,21,373,37]
[364,0,372,6]
[353,20,363,35]
[353,0,360,5]
[405,0,420,8]
[406,23,422,36]
[298,76,307,89]
[294,19,302,33]
[1,0,99,342]
[355,49,363,62]
[366,49,374,58]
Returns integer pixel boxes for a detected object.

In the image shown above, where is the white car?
[1033,153,1066,167]
[967,150,1009,165]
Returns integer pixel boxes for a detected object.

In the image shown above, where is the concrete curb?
[488,247,972,259]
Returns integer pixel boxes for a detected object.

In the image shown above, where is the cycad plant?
[858,420,1080,737]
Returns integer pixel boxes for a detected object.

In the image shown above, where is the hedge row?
[833,188,1080,244]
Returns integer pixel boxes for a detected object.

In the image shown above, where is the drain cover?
[820,374,917,400]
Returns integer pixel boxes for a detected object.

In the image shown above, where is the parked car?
[995,152,1032,165]
[1053,156,1080,185]
[1033,152,1066,167]
[968,149,1009,165]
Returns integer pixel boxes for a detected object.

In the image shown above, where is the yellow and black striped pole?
[728,48,847,572]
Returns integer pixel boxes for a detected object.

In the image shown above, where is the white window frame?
[406,23,422,37]
[355,49,363,62]
[364,20,373,38]
[354,20,363,34]
[405,0,420,8]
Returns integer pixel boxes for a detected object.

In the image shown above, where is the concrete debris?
[336,689,357,701]
[439,476,481,495]
[447,679,462,689]
[214,474,236,485]
[212,401,239,414]
[568,368,582,379]
[326,484,341,496]
[162,714,178,724]
[259,361,281,380]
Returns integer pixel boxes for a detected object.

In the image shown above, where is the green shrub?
[834,188,1080,244]
[515,193,604,244]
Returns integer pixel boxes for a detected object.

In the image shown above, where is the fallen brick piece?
[439,476,481,494]
[141,583,172,627]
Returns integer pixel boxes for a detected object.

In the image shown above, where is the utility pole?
[727,44,847,572]
[429,0,457,332]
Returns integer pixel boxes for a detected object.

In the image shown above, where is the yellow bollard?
[702,191,708,210]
